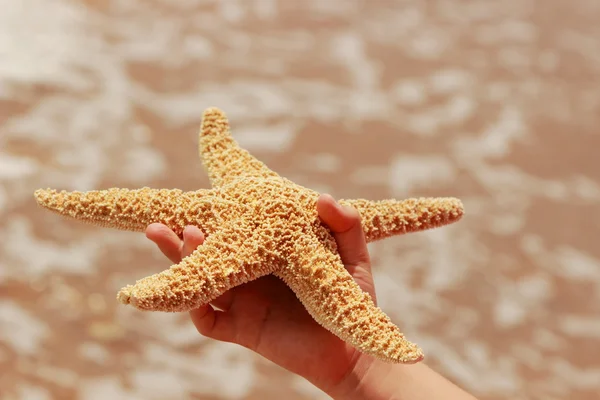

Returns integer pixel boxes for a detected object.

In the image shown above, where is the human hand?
[145,193,377,395]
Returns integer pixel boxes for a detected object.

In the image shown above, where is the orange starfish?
[34,107,464,363]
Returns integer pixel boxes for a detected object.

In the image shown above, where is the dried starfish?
[34,107,464,363]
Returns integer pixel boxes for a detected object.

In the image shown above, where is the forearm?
[330,355,478,400]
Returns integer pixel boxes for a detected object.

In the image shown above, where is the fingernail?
[323,193,339,206]
[330,197,343,211]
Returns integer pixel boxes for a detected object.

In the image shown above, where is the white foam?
[138,341,257,399]
[79,376,141,400]
[79,341,110,365]
[556,246,600,280]
[0,301,48,355]
[494,293,526,328]
[0,0,92,86]
[559,315,600,338]
[429,69,474,94]
[391,80,427,106]
[2,217,101,278]
[388,154,457,196]
[299,153,342,173]
[235,122,299,153]
[0,154,38,180]
[16,383,52,400]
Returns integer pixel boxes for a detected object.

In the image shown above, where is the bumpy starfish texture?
[34,107,464,364]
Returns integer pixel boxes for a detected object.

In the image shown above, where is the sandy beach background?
[1,1,599,399]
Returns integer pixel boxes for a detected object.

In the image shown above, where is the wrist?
[327,353,391,400]
[328,354,479,400]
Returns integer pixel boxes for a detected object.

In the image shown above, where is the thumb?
[317,194,376,300]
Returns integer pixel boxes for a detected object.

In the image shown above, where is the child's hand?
[146,194,375,395]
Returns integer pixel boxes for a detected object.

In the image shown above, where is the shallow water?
[1,1,599,399]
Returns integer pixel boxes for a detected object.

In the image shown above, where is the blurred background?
[1,0,599,399]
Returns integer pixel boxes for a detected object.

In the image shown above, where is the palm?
[218,275,360,388]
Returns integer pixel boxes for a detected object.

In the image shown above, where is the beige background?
[1,1,600,399]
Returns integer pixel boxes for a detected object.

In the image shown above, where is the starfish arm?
[117,221,278,312]
[338,197,464,242]
[33,187,224,237]
[199,107,279,187]
[275,237,424,364]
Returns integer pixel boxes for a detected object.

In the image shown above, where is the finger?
[317,194,376,300]
[180,226,235,310]
[182,226,205,258]
[146,223,183,263]
[189,306,235,343]
[317,194,371,267]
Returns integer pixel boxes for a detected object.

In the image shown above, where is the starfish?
[34,107,464,363]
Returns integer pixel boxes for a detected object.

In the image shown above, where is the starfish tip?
[33,188,55,207]
[406,349,425,364]
[452,197,465,215]
[117,286,132,305]
[202,106,226,119]
[34,188,46,198]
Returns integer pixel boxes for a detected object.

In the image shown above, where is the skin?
[146,194,477,399]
